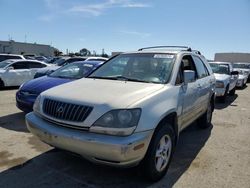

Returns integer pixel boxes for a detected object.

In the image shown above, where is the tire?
[141,125,175,182]
[219,85,228,103]
[229,87,236,96]
[198,99,213,129]
[0,79,4,89]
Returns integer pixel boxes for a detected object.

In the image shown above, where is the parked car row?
[209,61,250,102]
[0,53,108,87]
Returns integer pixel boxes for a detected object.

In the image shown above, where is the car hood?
[42,78,164,109]
[214,73,230,81]
[238,74,247,79]
[21,76,73,95]
[0,69,6,73]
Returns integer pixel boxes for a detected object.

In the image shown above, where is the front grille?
[43,98,93,122]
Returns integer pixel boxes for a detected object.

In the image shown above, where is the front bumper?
[215,87,226,97]
[236,80,244,87]
[26,112,154,167]
[16,91,37,112]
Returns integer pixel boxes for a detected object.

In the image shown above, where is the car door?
[192,55,211,115]
[28,61,47,78]
[6,62,29,86]
[177,55,200,130]
[228,64,238,90]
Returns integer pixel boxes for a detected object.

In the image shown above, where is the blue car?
[16,61,104,112]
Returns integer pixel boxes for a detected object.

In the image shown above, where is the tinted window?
[12,62,28,69]
[88,58,106,62]
[28,62,46,68]
[0,55,22,62]
[193,56,208,78]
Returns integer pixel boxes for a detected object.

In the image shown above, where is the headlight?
[216,81,224,88]
[33,95,41,113]
[90,109,141,136]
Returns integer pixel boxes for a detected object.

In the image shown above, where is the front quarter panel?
[129,85,180,133]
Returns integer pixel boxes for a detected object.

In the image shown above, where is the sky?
[0,0,249,59]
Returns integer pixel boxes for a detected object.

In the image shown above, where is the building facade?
[0,40,56,56]
[214,53,250,63]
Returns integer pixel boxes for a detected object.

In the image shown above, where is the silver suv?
[26,46,216,181]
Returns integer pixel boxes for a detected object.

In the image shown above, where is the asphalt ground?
[0,86,250,188]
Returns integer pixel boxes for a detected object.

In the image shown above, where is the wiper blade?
[89,75,159,83]
[113,76,152,83]
[88,76,116,80]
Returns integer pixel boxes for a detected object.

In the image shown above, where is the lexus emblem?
[56,106,64,113]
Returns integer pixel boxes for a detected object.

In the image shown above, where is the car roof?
[0,53,24,57]
[3,59,48,65]
[72,60,104,66]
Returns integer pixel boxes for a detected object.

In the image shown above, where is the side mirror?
[184,70,195,84]
[231,71,239,75]
[6,66,14,71]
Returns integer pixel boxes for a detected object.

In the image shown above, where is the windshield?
[0,62,11,69]
[54,58,67,66]
[210,63,230,74]
[233,63,249,69]
[89,53,175,84]
[49,63,95,79]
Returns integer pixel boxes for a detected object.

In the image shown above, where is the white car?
[209,61,238,102]
[233,62,250,81]
[0,53,25,62]
[26,46,215,181]
[236,71,248,88]
[0,59,50,87]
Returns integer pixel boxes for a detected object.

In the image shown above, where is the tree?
[54,49,62,56]
[80,48,91,56]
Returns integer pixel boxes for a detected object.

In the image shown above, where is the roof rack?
[138,46,192,52]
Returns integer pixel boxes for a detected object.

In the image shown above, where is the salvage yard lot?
[0,87,250,188]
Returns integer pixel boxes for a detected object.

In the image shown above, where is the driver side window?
[176,55,198,85]
[12,62,28,70]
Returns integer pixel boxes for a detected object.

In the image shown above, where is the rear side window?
[28,62,46,68]
[192,56,208,79]
[12,62,28,69]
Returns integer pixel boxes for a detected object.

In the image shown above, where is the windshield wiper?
[111,76,158,83]
[88,76,116,80]
[89,75,160,83]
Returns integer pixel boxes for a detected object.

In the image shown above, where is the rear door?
[28,61,47,78]
[192,55,211,115]
[6,62,29,86]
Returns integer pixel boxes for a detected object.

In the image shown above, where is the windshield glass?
[210,63,230,74]
[0,62,11,69]
[54,58,67,66]
[89,53,175,84]
[49,63,95,79]
[233,63,249,69]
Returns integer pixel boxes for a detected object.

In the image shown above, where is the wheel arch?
[0,77,5,87]
[153,112,179,145]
